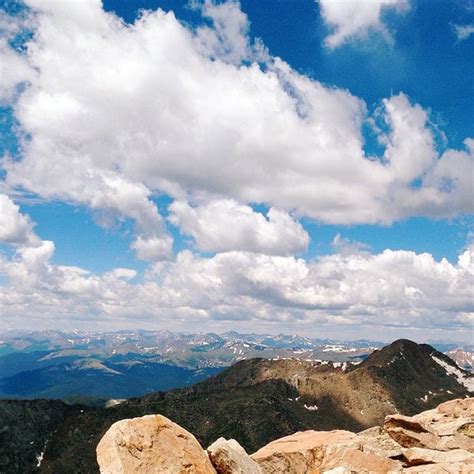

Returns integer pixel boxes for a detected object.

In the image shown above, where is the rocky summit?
[0,339,472,472]
[96,397,474,473]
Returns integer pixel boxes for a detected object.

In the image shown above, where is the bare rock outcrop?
[401,447,473,466]
[385,397,474,452]
[95,398,473,473]
[96,414,216,473]
[251,398,474,473]
[207,438,262,474]
[251,430,356,473]
[251,430,402,473]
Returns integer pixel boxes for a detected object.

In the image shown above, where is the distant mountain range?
[0,330,471,403]
[0,338,472,473]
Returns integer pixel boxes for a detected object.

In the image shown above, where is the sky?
[0,0,473,342]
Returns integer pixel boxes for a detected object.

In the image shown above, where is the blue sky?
[0,0,473,341]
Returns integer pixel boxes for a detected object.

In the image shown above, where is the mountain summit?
[0,339,472,473]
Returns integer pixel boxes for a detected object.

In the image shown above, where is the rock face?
[207,438,262,474]
[96,414,216,473]
[96,398,474,473]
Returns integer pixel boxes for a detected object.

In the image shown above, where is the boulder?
[207,438,261,474]
[404,462,474,473]
[385,398,474,452]
[96,414,216,474]
[319,445,402,473]
[415,398,474,438]
[401,447,474,466]
[251,430,402,473]
[251,430,356,473]
[384,414,441,449]
[437,398,474,418]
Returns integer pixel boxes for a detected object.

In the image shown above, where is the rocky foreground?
[96,397,473,473]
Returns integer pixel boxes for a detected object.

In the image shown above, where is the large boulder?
[207,438,261,474]
[96,414,216,474]
[251,430,355,473]
[251,430,402,473]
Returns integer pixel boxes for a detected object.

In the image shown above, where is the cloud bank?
[0,228,472,339]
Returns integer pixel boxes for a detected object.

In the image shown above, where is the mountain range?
[0,330,471,403]
[0,338,472,473]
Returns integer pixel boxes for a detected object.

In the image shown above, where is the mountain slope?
[0,357,221,400]
[0,339,472,473]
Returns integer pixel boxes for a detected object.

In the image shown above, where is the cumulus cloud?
[131,235,173,261]
[0,194,40,246]
[0,0,469,239]
[318,0,409,48]
[0,236,472,338]
[169,199,309,255]
[195,0,252,64]
[0,9,36,100]
[0,40,35,100]
[0,0,472,338]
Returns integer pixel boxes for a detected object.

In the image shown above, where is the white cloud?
[0,194,40,246]
[0,0,470,239]
[131,235,173,261]
[0,40,35,100]
[0,236,472,338]
[454,24,474,41]
[196,0,252,64]
[169,199,309,255]
[318,0,409,48]
[0,10,36,100]
[0,0,471,340]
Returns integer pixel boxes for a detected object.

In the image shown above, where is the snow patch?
[304,404,318,411]
[431,355,474,391]
[36,451,44,467]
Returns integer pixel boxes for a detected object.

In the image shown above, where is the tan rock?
[207,438,261,474]
[357,426,383,437]
[356,429,403,459]
[251,430,357,474]
[320,445,402,473]
[404,461,474,473]
[439,432,474,452]
[251,430,403,474]
[401,447,474,466]
[96,414,216,474]
[414,398,474,439]
[437,398,474,418]
[384,414,441,450]
[385,398,474,453]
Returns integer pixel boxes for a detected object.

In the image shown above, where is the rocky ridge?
[97,397,474,473]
